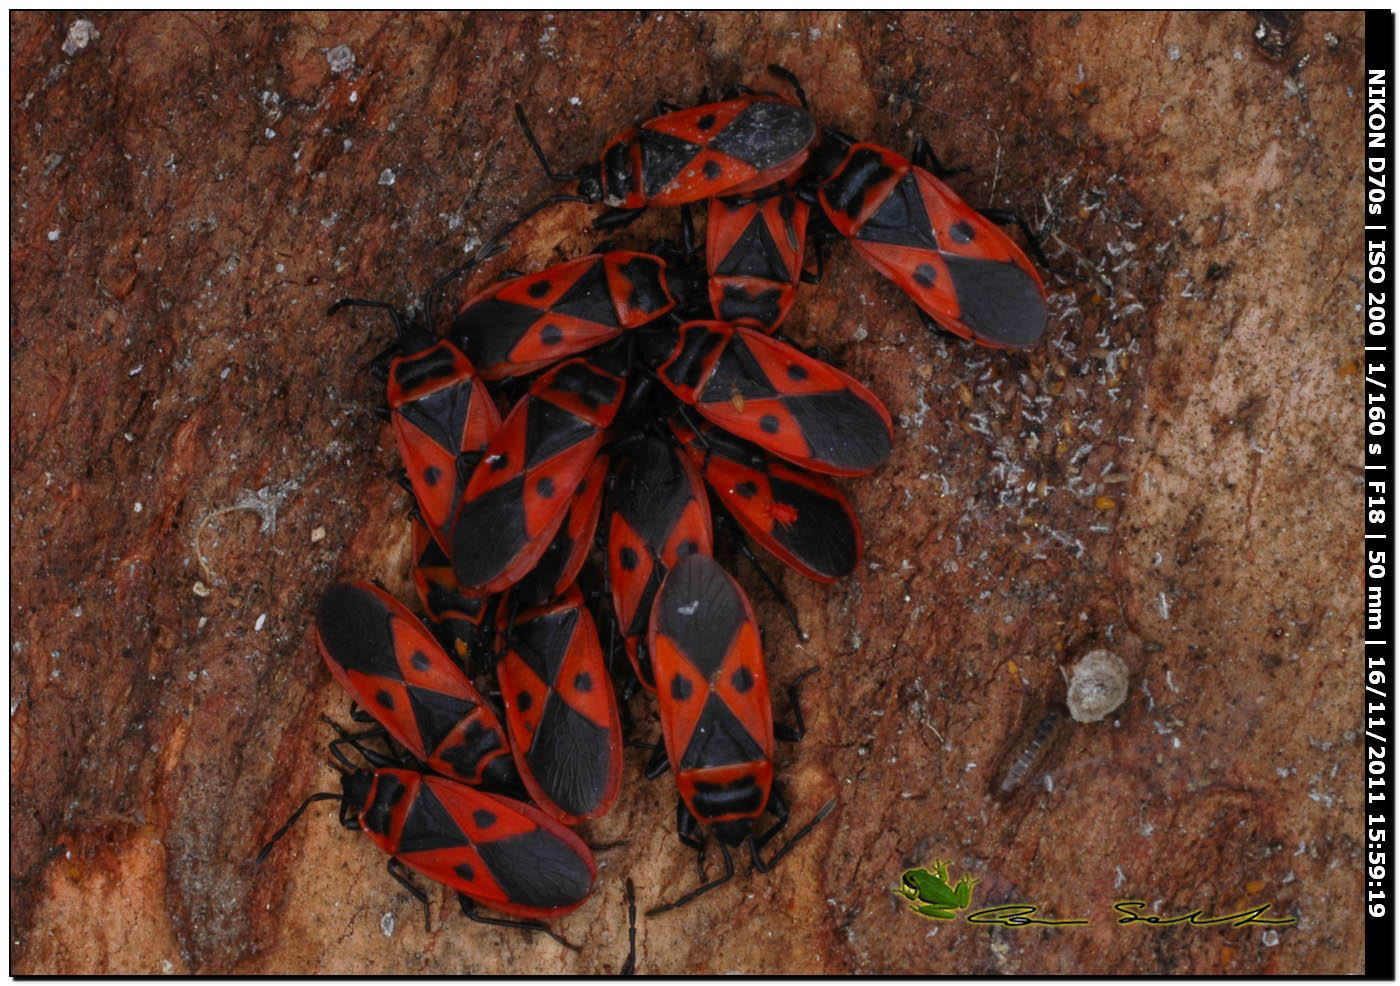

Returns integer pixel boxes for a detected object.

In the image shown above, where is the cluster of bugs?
[257,65,1047,961]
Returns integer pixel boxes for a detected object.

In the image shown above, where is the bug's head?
[575,166,605,204]
[805,128,855,184]
[339,767,374,817]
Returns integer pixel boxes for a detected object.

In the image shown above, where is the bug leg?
[676,801,707,880]
[679,202,697,258]
[643,742,670,780]
[386,857,433,932]
[347,702,377,726]
[754,785,790,850]
[909,138,969,181]
[593,206,646,230]
[977,207,1055,270]
[513,103,579,184]
[799,235,825,286]
[647,841,734,916]
[653,98,686,114]
[750,798,837,872]
[724,521,805,640]
[620,878,638,975]
[774,667,818,743]
[458,895,580,951]
[765,64,809,110]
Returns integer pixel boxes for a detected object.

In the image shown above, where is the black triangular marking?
[944,255,1048,347]
[550,258,619,328]
[638,130,702,199]
[855,172,939,250]
[524,398,595,469]
[767,473,858,579]
[397,780,471,854]
[698,333,778,404]
[452,475,528,588]
[317,583,403,681]
[715,211,790,281]
[476,828,593,909]
[679,691,766,770]
[453,298,550,371]
[397,381,476,454]
[513,606,579,686]
[408,686,477,755]
[654,555,744,679]
[781,391,891,473]
[708,101,815,170]
[527,693,610,816]
[613,439,695,549]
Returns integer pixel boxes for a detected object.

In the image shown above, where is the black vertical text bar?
[1366,9,1395,981]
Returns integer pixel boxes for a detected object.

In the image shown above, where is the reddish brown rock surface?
[11,11,1364,974]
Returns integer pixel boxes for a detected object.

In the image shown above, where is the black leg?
[593,206,646,230]
[910,137,969,181]
[765,64,809,110]
[387,857,432,932]
[676,800,707,879]
[679,202,696,258]
[978,208,1053,269]
[643,742,670,780]
[647,841,735,916]
[755,785,790,851]
[620,878,638,975]
[773,667,817,743]
[513,102,578,183]
[750,798,837,872]
[458,894,580,950]
[727,522,805,640]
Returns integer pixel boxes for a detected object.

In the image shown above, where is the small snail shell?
[1066,649,1130,723]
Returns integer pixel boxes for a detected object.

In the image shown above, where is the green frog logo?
[896,860,977,920]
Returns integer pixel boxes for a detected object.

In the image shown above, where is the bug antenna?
[422,238,512,331]
[494,192,591,243]
[327,297,407,337]
[620,878,638,975]
[751,798,836,873]
[766,64,809,110]
[514,103,580,183]
[255,792,343,864]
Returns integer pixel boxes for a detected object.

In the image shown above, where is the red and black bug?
[606,435,714,692]
[450,353,627,595]
[410,519,496,663]
[645,553,835,913]
[316,581,520,795]
[495,586,623,824]
[257,733,596,937]
[807,132,1047,348]
[451,250,701,381]
[671,419,861,582]
[329,260,505,555]
[512,453,610,609]
[515,87,818,227]
[641,320,893,477]
[706,183,811,332]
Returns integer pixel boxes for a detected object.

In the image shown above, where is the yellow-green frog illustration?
[897,860,976,920]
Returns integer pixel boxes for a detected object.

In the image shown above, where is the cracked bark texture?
[11,10,1363,974]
